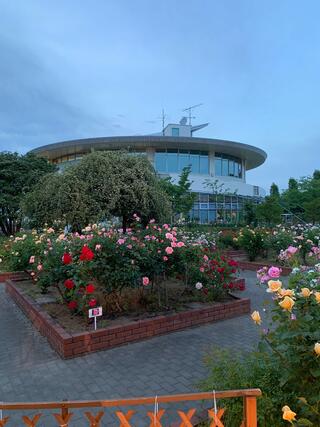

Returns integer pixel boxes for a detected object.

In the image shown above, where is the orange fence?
[0,388,261,426]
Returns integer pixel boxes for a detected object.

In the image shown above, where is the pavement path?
[0,271,271,425]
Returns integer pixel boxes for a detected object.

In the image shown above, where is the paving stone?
[0,271,275,424]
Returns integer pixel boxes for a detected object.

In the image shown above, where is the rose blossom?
[29,256,35,264]
[195,282,203,290]
[177,241,185,247]
[142,277,150,286]
[163,256,168,261]
[165,247,174,255]
[268,266,281,278]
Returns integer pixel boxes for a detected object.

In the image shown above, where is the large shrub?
[23,151,171,231]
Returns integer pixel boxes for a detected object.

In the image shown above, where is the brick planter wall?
[5,279,250,359]
[0,271,26,282]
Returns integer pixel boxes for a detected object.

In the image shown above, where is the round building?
[31,122,267,224]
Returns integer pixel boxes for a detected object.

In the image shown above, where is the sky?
[0,0,320,191]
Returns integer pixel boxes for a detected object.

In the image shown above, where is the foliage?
[23,151,171,232]
[202,264,320,426]
[243,201,258,226]
[6,222,240,315]
[256,195,283,225]
[236,228,267,261]
[159,166,195,221]
[0,152,55,235]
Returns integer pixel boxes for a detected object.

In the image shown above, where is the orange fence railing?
[0,388,261,426]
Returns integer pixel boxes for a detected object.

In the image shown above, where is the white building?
[31,121,267,223]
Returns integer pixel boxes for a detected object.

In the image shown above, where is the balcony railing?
[0,388,261,426]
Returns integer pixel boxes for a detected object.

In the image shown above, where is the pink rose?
[127,244,132,249]
[142,277,150,286]
[177,241,185,248]
[29,256,35,264]
[117,238,125,245]
[171,241,177,248]
[37,264,43,272]
[203,255,209,261]
[163,256,168,261]
[165,232,173,240]
[95,244,102,251]
[268,266,281,278]
[165,247,174,255]
[200,266,205,272]
[287,246,298,255]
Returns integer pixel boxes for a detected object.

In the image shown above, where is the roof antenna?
[157,109,167,135]
[182,103,203,126]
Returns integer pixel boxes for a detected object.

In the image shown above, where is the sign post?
[88,307,103,330]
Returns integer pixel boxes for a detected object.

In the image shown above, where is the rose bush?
[3,220,241,316]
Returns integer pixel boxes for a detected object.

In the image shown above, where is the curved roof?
[31,136,267,170]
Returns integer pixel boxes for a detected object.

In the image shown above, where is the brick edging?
[237,261,292,276]
[5,279,250,359]
[0,271,26,282]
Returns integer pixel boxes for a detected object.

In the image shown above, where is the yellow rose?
[279,289,295,298]
[314,292,320,303]
[300,287,312,297]
[314,343,320,356]
[282,405,296,422]
[279,296,295,312]
[251,310,261,325]
[267,280,282,293]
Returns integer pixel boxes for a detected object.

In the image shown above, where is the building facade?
[31,122,267,224]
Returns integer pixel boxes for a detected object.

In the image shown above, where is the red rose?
[64,279,75,290]
[62,253,72,265]
[217,267,225,273]
[79,245,94,261]
[88,298,97,308]
[68,301,77,310]
[86,283,95,294]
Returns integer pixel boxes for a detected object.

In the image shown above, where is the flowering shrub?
[252,266,320,425]
[237,227,267,261]
[2,221,241,316]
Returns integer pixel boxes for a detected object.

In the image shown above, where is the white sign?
[88,306,103,330]
[89,307,103,318]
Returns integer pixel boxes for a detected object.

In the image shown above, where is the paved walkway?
[0,271,270,425]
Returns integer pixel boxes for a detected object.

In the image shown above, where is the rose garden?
[0,151,320,426]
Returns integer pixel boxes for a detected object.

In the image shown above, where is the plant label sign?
[88,306,102,330]
[88,307,102,318]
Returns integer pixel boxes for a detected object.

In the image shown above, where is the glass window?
[190,153,199,173]
[200,155,209,174]
[228,160,235,176]
[208,210,216,223]
[172,128,180,136]
[199,193,209,203]
[179,152,190,171]
[167,152,178,172]
[200,210,208,224]
[222,159,228,176]
[155,152,167,172]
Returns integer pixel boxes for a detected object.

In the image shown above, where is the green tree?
[0,152,55,235]
[243,201,258,226]
[159,166,195,221]
[23,151,171,232]
[270,182,280,197]
[256,196,283,225]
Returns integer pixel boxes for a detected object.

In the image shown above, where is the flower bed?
[6,276,249,358]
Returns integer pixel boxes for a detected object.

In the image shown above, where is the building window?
[172,128,180,136]
[253,186,259,196]
[154,150,209,174]
[214,153,242,178]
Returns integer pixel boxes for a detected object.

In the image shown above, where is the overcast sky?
[1,0,320,191]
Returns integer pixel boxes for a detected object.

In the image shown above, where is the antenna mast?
[182,103,203,126]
